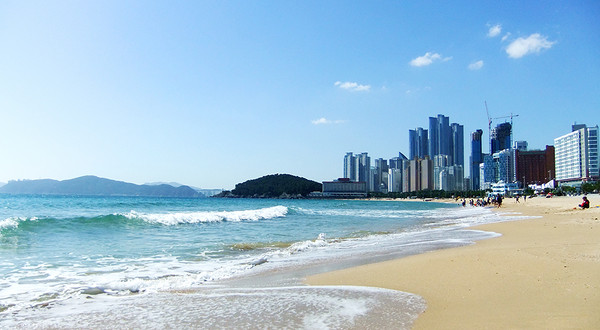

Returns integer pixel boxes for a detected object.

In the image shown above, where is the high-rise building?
[343,152,356,181]
[433,155,450,190]
[494,149,515,183]
[427,114,464,167]
[354,153,371,187]
[481,154,495,189]
[450,123,464,166]
[374,158,389,192]
[421,157,435,191]
[389,153,408,171]
[429,114,451,159]
[554,124,599,182]
[389,157,402,169]
[408,156,434,192]
[388,168,403,193]
[491,122,512,154]
[470,129,484,190]
[409,127,429,159]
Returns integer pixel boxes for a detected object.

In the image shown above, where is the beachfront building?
[343,152,357,181]
[342,152,373,191]
[554,124,600,184]
[490,180,521,196]
[480,154,495,190]
[374,158,389,193]
[470,129,484,190]
[515,146,555,185]
[388,168,402,193]
[322,178,367,197]
[389,153,409,193]
[494,149,515,183]
[433,155,449,190]
[408,156,434,192]
[437,165,464,191]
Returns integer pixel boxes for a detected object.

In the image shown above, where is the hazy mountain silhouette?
[0,176,202,198]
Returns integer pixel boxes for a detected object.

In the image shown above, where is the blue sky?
[1,1,598,189]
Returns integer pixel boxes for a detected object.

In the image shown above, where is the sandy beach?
[306,195,600,329]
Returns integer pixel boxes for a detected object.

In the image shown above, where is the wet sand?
[306,195,600,329]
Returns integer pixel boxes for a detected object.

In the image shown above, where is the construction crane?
[492,113,519,127]
[485,101,492,148]
[483,101,492,139]
[484,101,520,150]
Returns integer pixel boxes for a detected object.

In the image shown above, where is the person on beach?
[496,194,503,208]
[579,196,590,209]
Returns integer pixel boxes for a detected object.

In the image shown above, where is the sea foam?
[0,216,38,232]
[122,205,288,225]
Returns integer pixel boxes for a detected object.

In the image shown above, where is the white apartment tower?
[554,124,599,182]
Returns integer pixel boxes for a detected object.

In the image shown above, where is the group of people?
[461,194,506,208]
[460,194,591,210]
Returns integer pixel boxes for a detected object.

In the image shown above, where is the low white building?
[322,179,367,197]
[490,180,521,196]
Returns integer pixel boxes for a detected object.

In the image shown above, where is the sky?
[1,1,599,189]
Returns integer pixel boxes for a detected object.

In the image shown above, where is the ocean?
[0,195,518,328]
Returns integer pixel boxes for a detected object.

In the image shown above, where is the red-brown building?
[515,146,555,185]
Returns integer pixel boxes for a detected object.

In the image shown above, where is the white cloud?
[311,117,346,125]
[334,81,371,92]
[505,33,556,58]
[501,32,511,42]
[468,60,484,70]
[410,52,450,67]
[487,24,502,38]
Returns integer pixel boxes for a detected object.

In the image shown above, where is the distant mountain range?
[144,182,223,197]
[0,176,203,198]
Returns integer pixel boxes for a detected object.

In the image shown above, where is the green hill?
[219,174,322,198]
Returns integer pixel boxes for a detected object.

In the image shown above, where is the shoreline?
[306,195,600,328]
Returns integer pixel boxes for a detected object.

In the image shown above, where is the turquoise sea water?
[1,195,511,328]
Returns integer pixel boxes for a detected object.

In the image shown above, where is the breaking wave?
[122,205,289,225]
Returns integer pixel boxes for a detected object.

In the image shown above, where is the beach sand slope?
[306,195,600,329]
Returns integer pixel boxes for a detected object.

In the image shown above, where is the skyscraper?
[554,124,599,182]
[481,154,495,189]
[429,114,450,158]
[450,123,464,166]
[343,152,356,181]
[470,129,483,190]
[354,152,371,187]
[494,149,515,183]
[374,158,389,192]
[408,156,434,192]
[491,122,512,154]
[409,127,428,160]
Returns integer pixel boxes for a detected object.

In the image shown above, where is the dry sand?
[306,195,600,329]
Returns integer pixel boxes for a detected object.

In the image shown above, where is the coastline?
[306,195,600,328]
